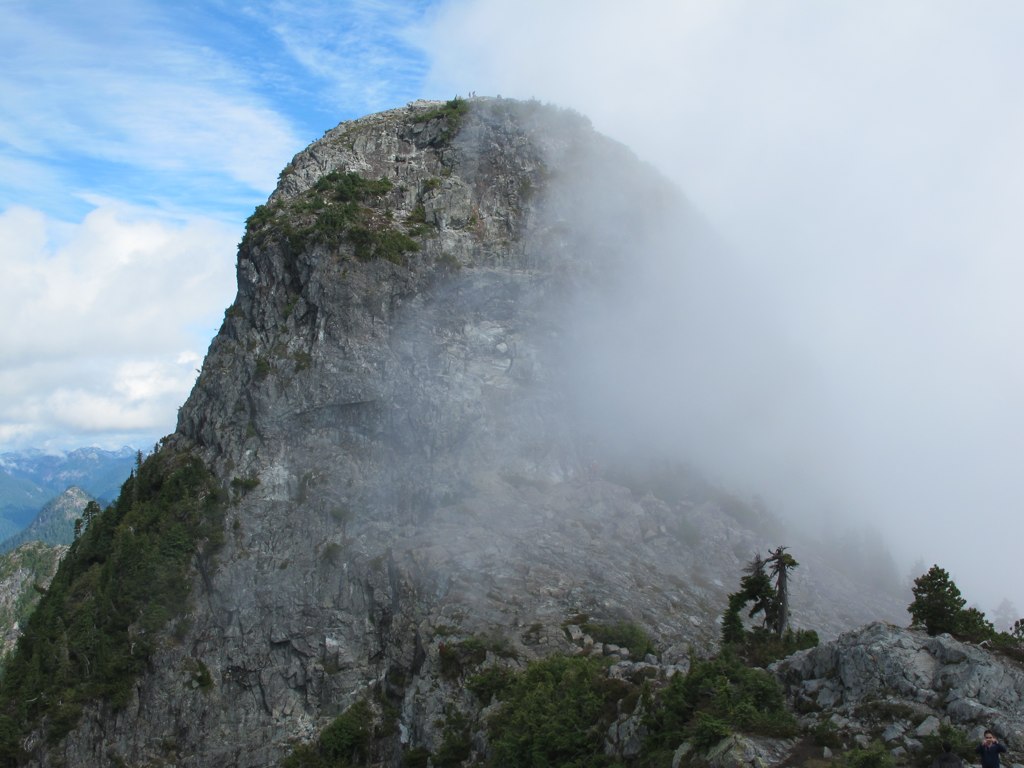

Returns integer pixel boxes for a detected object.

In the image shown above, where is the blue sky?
[1,0,438,452]
[3,0,1024,609]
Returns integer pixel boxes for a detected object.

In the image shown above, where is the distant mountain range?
[0,447,137,535]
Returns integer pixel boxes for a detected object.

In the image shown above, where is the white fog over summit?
[2,0,1022,617]
[415,1,1024,614]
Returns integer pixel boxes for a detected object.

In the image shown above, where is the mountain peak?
[7,99,908,767]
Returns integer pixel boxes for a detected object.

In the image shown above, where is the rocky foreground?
[775,623,1024,761]
[603,622,1024,767]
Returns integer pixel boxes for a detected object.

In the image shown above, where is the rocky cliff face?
[0,541,66,658]
[32,99,908,767]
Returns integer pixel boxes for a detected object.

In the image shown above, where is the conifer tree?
[767,546,798,637]
[908,565,966,636]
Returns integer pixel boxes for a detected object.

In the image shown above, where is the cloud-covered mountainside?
[0,99,939,767]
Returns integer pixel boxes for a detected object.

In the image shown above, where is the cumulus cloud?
[0,202,237,450]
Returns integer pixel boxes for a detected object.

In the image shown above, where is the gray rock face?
[33,99,906,767]
[0,540,67,657]
[673,735,796,768]
[773,622,1024,760]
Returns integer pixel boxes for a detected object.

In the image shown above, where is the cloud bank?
[0,202,236,450]
[415,0,1024,611]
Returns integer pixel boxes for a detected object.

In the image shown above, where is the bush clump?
[439,637,488,679]
[242,171,421,264]
[644,651,798,753]
[580,620,656,659]
[282,700,375,768]
[486,655,626,768]
[414,97,470,145]
[844,740,896,768]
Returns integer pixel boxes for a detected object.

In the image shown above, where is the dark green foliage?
[580,620,655,659]
[312,170,392,202]
[722,549,814,662]
[913,725,974,768]
[282,701,375,768]
[844,740,896,768]
[433,710,472,768]
[466,665,516,703]
[986,631,1024,664]
[738,559,776,630]
[281,744,324,768]
[0,449,225,758]
[242,171,422,263]
[356,227,419,265]
[478,642,795,767]
[909,565,965,635]
[733,627,819,668]
[254,357,272,381]
[644,652,798,753]
[231,475,260,496]
[414,97,470,145]
[320,701,373,764]
[812,719,842,748]
[191,660,213,690]
[721,592,747,646]
[908,565,997,641]
[486,655,625,768]
[957,607,996,641]
[689,712,732,750]
[402,747,431,767]
[439,637,488,679]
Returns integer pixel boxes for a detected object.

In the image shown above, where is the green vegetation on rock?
[243,171,420,264]
[645,652,798,756]
[579,619,655,659]
[282,700,375,768]
[0,448,225,761]
[721,548,818,666]
[414,97,469,145]
[485,655,627,768]
[908,564,996,640]
[0,542,65,655]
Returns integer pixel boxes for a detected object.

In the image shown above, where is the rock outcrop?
[24,99,908,767]
[0,541,66,658]
[773,622,1024,761]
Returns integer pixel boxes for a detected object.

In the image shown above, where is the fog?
[413,1,1024,616]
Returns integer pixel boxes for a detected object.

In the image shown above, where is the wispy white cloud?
[0,0,302,211]
[252,0,432,112]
